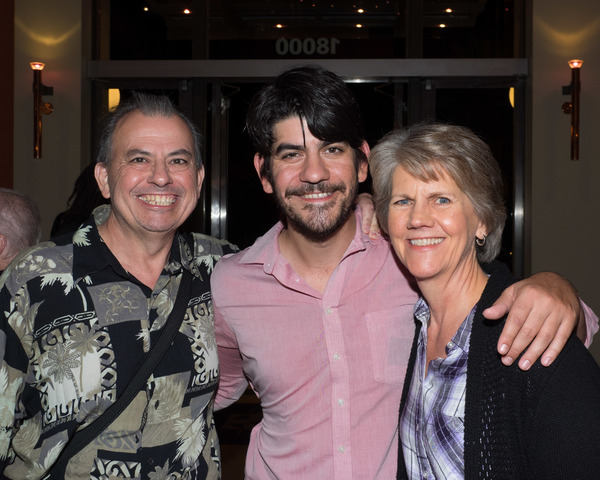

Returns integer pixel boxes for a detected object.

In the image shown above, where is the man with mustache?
[212,64,598,479]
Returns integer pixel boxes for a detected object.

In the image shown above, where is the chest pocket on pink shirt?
[366,305,415,385]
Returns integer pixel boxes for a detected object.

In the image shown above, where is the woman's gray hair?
[96,92,202,168]
[369,123,507,263]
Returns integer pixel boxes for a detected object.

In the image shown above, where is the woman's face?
[387,165,486,284]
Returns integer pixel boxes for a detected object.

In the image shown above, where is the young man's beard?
[274,180,359,242]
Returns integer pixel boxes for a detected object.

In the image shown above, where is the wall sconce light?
[30,61,54,159]
[561,59,583,160]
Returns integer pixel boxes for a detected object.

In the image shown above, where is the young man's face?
[95,111,204,242]
[254,116,369,241]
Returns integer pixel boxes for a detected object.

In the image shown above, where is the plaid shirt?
[400,297,476,480]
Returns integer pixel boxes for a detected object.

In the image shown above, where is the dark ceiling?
[143,0,489,36]
[107,0,513,60]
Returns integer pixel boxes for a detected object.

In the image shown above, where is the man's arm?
[483,271,598,370]
[215,339,249,411]
[212,297,249,411]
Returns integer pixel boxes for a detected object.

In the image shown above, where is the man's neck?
[278,212,357,294]
[98,216,176,289]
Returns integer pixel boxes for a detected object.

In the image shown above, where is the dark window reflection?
[102,0,516,61]
[423,0,514,58]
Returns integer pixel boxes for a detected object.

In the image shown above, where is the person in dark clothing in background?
[51,163,109,239]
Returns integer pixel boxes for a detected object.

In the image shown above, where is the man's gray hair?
[0,188,42,262]
[96,92,203,168]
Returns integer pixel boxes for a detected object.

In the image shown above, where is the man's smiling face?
[95,111,204,241]
[255,116,368,241]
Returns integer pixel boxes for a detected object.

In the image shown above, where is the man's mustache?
[284,182,346,199]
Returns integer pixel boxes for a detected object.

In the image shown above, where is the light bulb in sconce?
[30,61,54,159]
[562,58,583,160]
[568,59,583,69]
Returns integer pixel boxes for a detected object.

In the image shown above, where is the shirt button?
[337,399,344,406]
[333,353,340,360]
[338,446,345,453]
[326,308,332,314]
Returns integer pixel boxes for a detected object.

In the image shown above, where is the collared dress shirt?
[400,298,476,480]
[0,205,237,479]
[212,207,420,479]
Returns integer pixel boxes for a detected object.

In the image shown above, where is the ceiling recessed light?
[439,23,446,28]
[183,8,191,14]
[356,23,363,28]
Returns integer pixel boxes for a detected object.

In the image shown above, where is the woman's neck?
[419,260,489,366]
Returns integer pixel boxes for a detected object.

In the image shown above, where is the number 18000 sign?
[275,37,340,56]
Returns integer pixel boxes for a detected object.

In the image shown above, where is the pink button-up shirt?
[212,208,420,479]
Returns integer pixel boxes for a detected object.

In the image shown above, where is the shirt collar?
[71,205,121,282]
[71,204,191,283]
[237,204,381,275]
[414,297,477,354]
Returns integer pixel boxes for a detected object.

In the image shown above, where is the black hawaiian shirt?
[0,205,238,479]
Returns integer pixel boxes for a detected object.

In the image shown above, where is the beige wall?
[13,0,83,240]
[532,0,600,359]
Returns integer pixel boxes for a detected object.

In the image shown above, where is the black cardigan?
[397,261,600,479]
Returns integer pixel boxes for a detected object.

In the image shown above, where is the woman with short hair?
[369,122,600,479]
